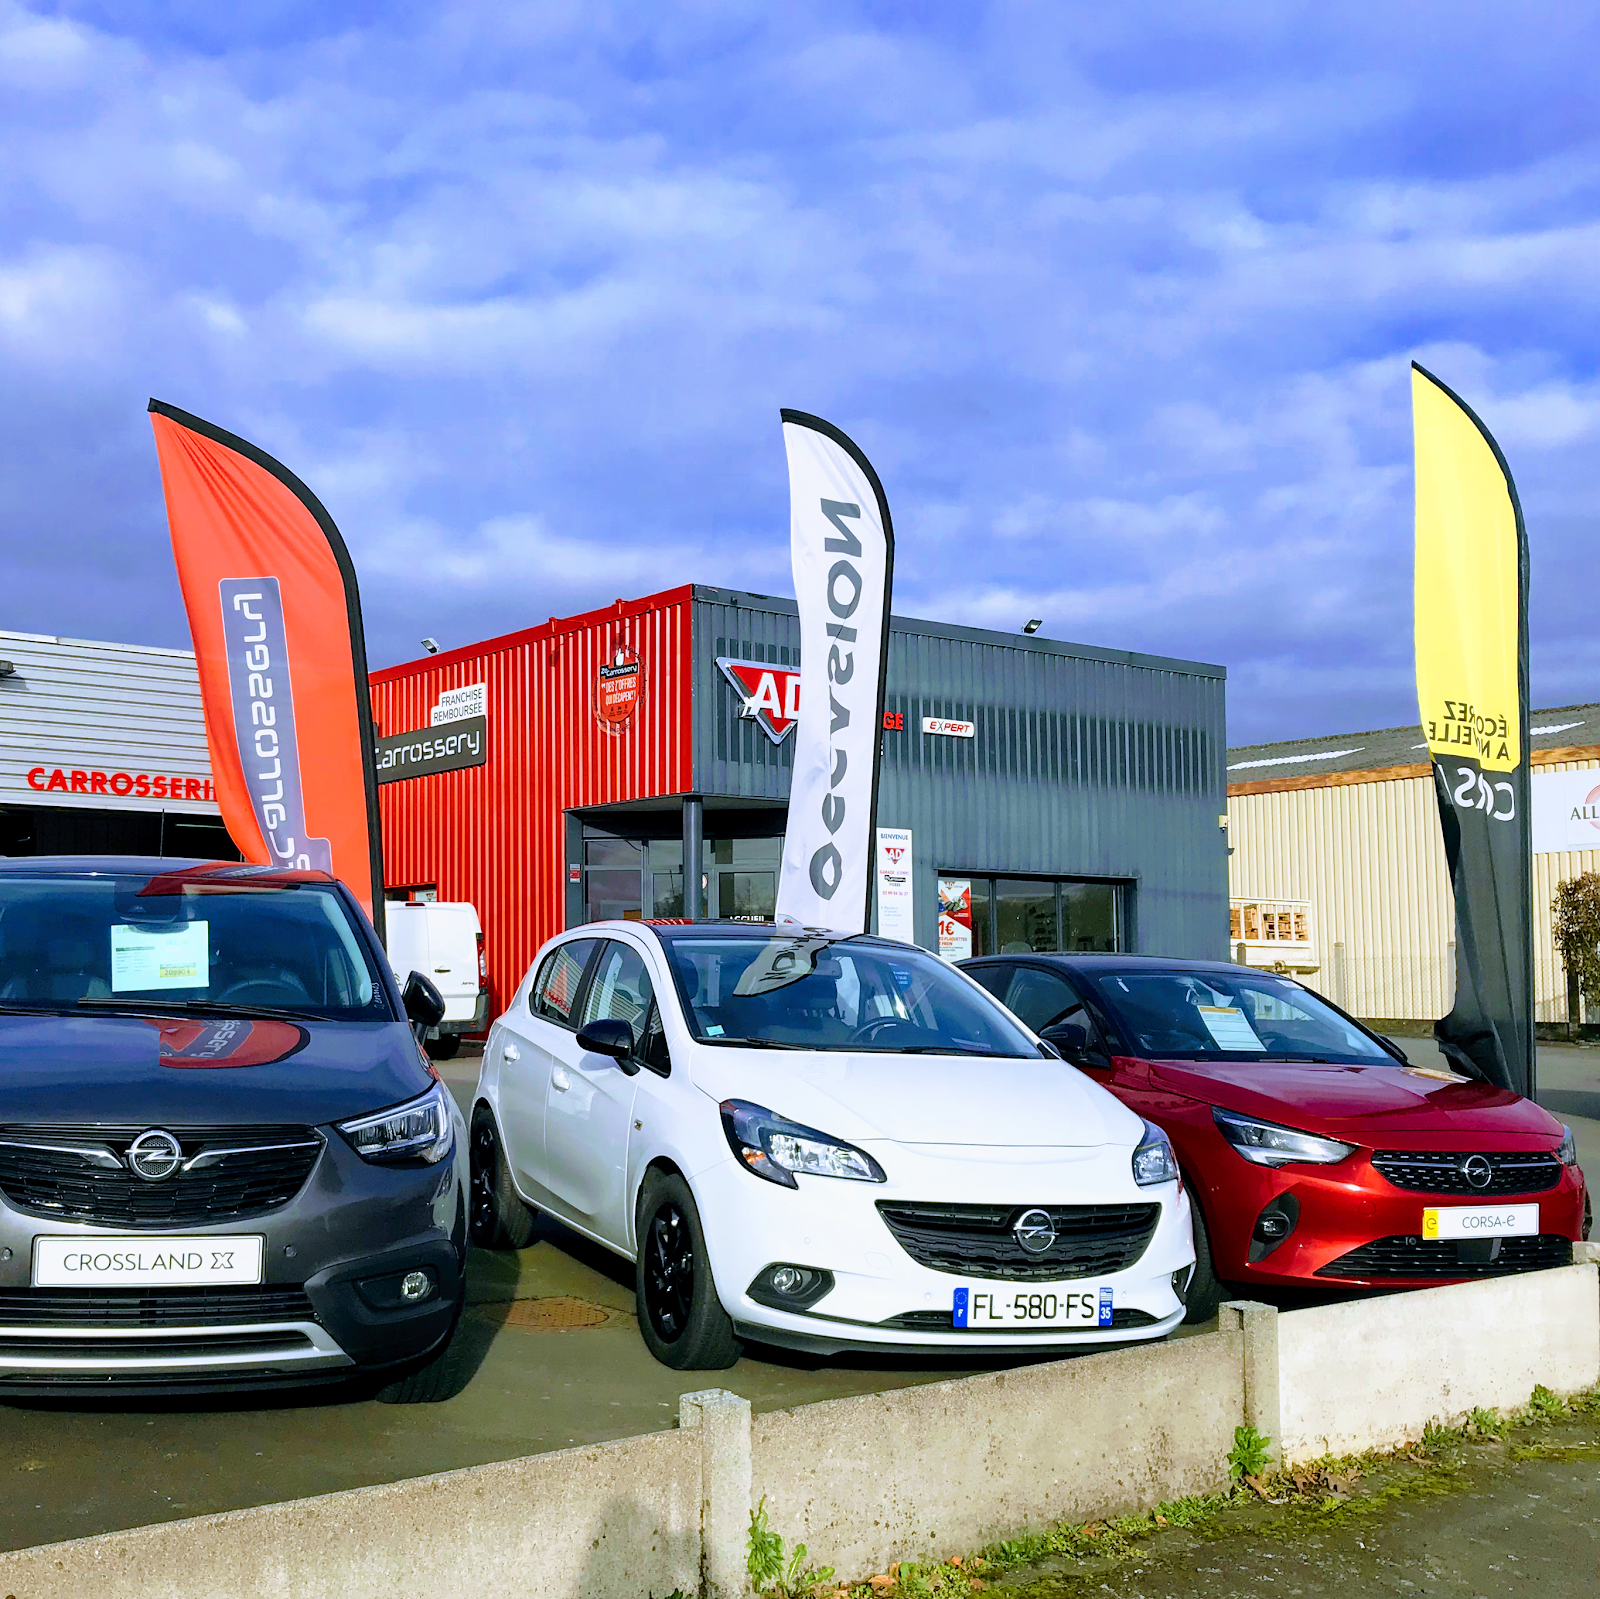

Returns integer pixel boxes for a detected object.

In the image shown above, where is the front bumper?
[1197,1144,1589,1290]
[0,1127,467,1396]
[692,1140,1194,1355]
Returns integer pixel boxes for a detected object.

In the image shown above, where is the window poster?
[937,878,973,962]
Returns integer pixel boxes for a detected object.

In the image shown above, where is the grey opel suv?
[0,857,468,1401]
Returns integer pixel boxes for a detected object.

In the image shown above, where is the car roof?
[961,951,1260,977]
[575,919,907,947]
[0,856,338,889]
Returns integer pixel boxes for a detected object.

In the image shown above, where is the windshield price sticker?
[33,1234,265,1288]
[1422,1204,1538,1240]
[953,1285,1113,1329]
[1197,1004,1266,1052]
[110,920,210,992]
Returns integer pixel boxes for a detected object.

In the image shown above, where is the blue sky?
[4,2,1600,745]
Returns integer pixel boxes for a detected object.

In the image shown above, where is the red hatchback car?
[962,954,1591,1321]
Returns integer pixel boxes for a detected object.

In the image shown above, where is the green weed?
[1227,1423,1272,1482]
[1467,1406,1505,1438]
[748,1495,836,1598]
[1525,1384,1566,1424]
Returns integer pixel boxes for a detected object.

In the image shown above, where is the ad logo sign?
[717,657,801,744]
[218,578,331,871]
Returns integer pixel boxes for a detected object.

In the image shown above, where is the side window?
[638,1002,672,1077]
[530,939,598,1028]
[579,941,655,1038]
[1003,967,1083,1032]
[966,963,1012,1002]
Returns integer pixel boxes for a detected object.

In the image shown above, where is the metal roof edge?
[0,630,197,660]
[690,585,1226,680]
[370,584,697,685]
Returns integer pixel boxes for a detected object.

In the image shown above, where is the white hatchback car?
[469,921,1195,1369]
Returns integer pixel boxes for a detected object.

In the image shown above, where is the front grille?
[0,1287,315,1327]
[1316,1235,1572,1280]
[0,1125,321,1229]
[1371,1150,1563,1196]
[881,1307,1160,1332]
[876,1202,1160,1281]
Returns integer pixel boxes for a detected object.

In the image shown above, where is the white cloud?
[3,1,1600,743]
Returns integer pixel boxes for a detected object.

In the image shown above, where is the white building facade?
[0,630,233,860]
[1227,704,1600,1024]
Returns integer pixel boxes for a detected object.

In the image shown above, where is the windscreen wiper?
[699,1036,807,1050]
[0,1000,72,1016]
[77,997,324,1024]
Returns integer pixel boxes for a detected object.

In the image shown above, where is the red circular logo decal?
[595,643,643,731]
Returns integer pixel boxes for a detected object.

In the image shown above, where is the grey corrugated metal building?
[562,585,1229,960]
[0,630,235,859]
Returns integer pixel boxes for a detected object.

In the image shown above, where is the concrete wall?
[2,1264,1596,1597]
[751,1322,1245,1577]
[1278,1261,1600,1462]
[0,1425,702,1599]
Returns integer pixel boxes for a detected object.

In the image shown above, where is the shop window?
[583,837,643,923]
[580,832,784,925]
[938,874,1123,959]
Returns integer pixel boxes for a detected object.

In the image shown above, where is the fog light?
[400,1269,433,1302]
[746,1262,835,1311]
[1248,1193,1302,1262]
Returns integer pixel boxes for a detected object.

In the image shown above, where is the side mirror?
[402,970,446,1033]
[577,1017,640,1074]
[1040,1018,1110,1068]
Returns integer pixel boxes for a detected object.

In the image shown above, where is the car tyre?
[375,1306,466,1404]
[635,1171,741,1370]
[426,1032,462,1061]
[470,1109,537,1250]
[1183,1195,1225,1324]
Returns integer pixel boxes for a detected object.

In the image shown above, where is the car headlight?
[1213,1107,1353,1168]
[1132,1120,1180,1187]
[338,1082,453,1165]
[720,1099,887,1189]
[1559,1124,1578,1166]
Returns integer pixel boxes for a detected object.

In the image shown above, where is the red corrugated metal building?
[370,582,1229,1021]
[369,588,694,1020]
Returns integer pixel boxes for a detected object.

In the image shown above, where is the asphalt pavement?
[0,1037,1594,1555]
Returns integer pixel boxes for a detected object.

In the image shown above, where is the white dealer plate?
[33,1235,265,1288]
[953,1285,1113,1329]
[1422,1204,1539,1241]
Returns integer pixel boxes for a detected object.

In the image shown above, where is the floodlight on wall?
[0,660,14,677]
[1021,619,1043,635]
[420,638,440,655]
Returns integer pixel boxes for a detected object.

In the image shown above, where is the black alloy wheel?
[634,1171,741,1370]
[469,1109,536,1251]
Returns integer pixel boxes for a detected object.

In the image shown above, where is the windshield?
[1084,968,1395,1064]
[0,874,391,1023]
[662,933,1040,1057]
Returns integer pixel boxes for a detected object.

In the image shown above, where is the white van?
[385,900,488,1059]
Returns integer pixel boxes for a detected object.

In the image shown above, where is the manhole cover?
[480,1296,611,1331]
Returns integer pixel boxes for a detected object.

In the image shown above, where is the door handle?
[502,1044,521,1064]
[551,1068,571,1093]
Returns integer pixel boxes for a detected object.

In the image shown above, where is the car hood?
[1145,1057,1565,1142]
[0,1012,433,1126]
[690,1047,1144,1148]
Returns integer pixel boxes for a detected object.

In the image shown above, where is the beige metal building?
[1226,704,1600,1024]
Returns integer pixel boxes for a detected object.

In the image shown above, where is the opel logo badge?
[126,1129,183,1183]
[1013,1208,1056,1255]
[1460,1154,1493,1191]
